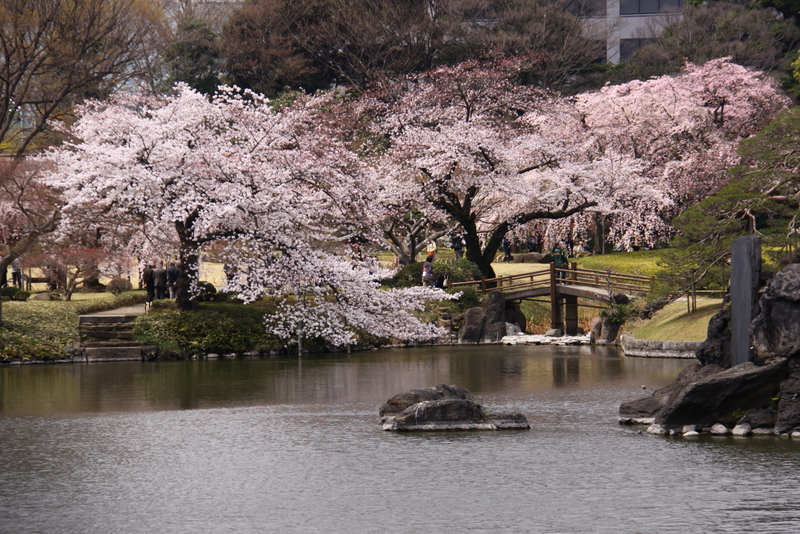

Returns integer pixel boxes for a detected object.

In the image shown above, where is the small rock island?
[380,384,530,431]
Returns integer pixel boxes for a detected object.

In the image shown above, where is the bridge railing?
[449,264,653,297]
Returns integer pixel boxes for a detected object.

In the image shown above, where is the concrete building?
[583,0,684,63]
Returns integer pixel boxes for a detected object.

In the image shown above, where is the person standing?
[450,234,464,259]
[422,255,435,287]
[153,262,167,300]
[167,261,180,299]
[502,237,512,262]
[552,242,568,283]
[142,261,155,313]
[11,257,22,289]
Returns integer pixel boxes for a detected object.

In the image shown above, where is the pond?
[2,345,800,533]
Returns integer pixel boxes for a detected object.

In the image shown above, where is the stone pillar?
[730,236,761,366]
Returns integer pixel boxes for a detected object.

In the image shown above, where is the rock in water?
[653,359,788,431]
[379,384,474,416]
[380,385,529,431]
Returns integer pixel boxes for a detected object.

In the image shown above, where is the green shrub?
[387,262,424,286]
[134,303,280,355]
[197,281,217,301]
[433,258,482,283]
[384,258,481,288]
[106,277,133,296]
[0,287,18,298]
[0,330,68,361]
[448,285,481,309]
[599,303,639,325]
[10,290,30,301]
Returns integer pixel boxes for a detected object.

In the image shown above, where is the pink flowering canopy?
[353,57,674,267]
[41,84,453,346]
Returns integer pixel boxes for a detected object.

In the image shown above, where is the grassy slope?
[624,299,722,341]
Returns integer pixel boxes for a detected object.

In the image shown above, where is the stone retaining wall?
[620,333,700,359]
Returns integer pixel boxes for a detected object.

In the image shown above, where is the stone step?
[79,323,135,331]
[78,315,139,325]
[81,330,135,340]
[83,346,143,362]
[82,340,142,348]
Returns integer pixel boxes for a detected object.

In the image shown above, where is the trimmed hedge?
[133,303,281,356]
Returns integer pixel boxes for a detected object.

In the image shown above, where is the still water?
[1,345,799,534]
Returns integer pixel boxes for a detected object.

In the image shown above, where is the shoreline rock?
[620,260,800,438]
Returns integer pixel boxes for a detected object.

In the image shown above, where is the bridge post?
[564,262,579,335]
[550,263,562,333]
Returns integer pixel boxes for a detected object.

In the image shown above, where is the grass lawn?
[625,298,723,341]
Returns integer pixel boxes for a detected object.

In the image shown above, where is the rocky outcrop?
[751,264,800,364]
[776,362,800,433]
[653,358,788,431]
[458,308,485,343]
[513,252,552,263]
[381,385,529,431]
[483,291,507,342]
[458,291,526,343]
[505,300,527,333]
[619,363,725,424]
[590,316,621,344]
[379,384,474,416]
[620,261,800,436]
[695,305,731,367]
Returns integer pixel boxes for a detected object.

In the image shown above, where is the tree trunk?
[0,256,8,327]
[175,219,200,312]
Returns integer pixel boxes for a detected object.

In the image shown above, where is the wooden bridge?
[449,262,654,336]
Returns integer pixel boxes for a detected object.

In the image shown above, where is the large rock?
[775,364,800,433]
[751,264,800,363]
[513,252,552,264]
[483,291,507,342]
[505,300,527,333]
[653,358,789,430]
[379,383,474,416]
[591,316,621,343]
[380,386,529,431]
[458,307,485,343]
[695,306,731,367]
[619,363,724,424]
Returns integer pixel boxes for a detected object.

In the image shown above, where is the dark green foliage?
[448,285,481,309]
[432,258,483,283]
[660,107,800,294]
[385,258,481,287]
[599,303,638,325]
[10,291,29,301]
[134,303,281,355]
[163,17,220,95]
[0,287,19,298]
[385,262,424,287]
[0,330,68,360]
[197,281,217,301]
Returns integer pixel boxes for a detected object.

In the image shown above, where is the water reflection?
[0,345,689,416]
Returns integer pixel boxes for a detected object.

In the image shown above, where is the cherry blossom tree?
[41,84,452,346]
[576,58,790,210]
[355,57,672,276]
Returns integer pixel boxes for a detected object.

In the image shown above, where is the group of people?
[142,260,181,311]
[0,255,23,289]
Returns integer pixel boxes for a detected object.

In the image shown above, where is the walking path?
[85,305,145,316]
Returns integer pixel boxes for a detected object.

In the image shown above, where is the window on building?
[620,38,655,60]
[620,0,683,15]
